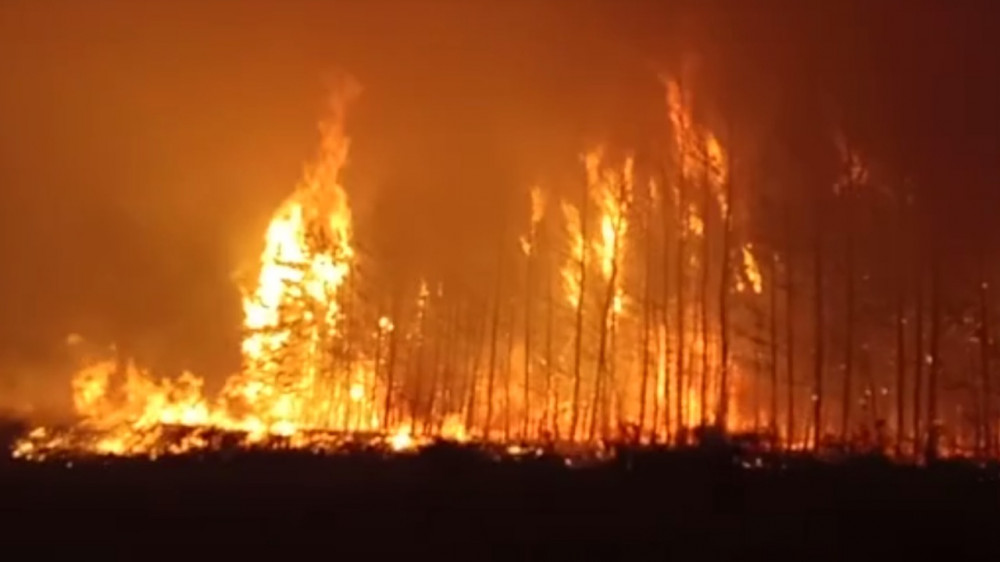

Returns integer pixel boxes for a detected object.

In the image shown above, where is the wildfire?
[16,79,398,460]
[14,69,920,464]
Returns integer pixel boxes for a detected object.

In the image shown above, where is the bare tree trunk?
[486,262,503,441]
[411,291,429,433]
[753,328,763,432]
[464,300,488,435]
[372,310,385,427]
[925,257,942,462]
[717,145,734,430]
[895,261,907,456]
[717,215,732,430]
[591,263,620,442]
[912,272,924,455]
[656,172,672,444]
[700,178,711,427]
[812,200,825,451]
[341,268,357,428]
[447,301,464,428]
[785,210,796,449]
[425,295,444,434]
[609,311,620,439]
[672,173,686,443]
[652,311,664,441]
[569,185,589,442]
[523,248,533,440]
[979,257,993,457]
[383,302,399,430]
[842,200,856,444]
[769,250,780,438]
[545,251,555,438]
[591,190,626,442]
[505,301,515,442]
[639,197,654,439]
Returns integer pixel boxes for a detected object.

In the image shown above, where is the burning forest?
[10,64,999,464]
[4,1,1000,473]
[7,2,1000,555]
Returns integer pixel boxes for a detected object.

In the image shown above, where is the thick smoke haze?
[0,0,996,420]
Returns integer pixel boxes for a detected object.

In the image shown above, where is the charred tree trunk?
[545,248,556,438]
[372,311,386,429]
[443,301,463,429]
[717,171,733,430]
[925,257,942,462]
[383,302,400,430]
[568,185,589,442]
[770,250,780,438]
[505,301,515,442]
[700,177,711,427]
[485,259,503,441]
[425,294,444,434]
[464,300,488,434]
[676,183,689,438]
[411,291,430,432]
[842,198,856,443]
[591,185,626,442]
[753,326,764,432]
[523,247,533,440]
[785,209,797,449]
[912,272,924,454]
[656,172,672,443]
[609,309,620,439]
[591,263,620,442]
[812,199,826,451]
[672,171,686,443]
[639,192,654,438]
[979,259,993,457]
[895,261,907,456]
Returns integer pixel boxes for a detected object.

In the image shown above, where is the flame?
[739,243,764,294]
[687,203,704,237]
[588,150,632,281]
[389,426,414,452]
[15,79,406,460]
[440,414,469,442]
[666,76,728,226]
[612,292,625,316]
[520,185,546,256]
[561,200,584,308]
[530,185,546,227]
[705,134,728,216]
[665,77,698,180]
[225,81,359,434]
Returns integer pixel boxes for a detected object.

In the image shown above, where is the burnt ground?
[0,421,998,559]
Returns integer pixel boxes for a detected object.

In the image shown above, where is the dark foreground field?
[1,426,998,558]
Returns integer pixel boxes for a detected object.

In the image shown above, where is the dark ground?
[1,421,998,558]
